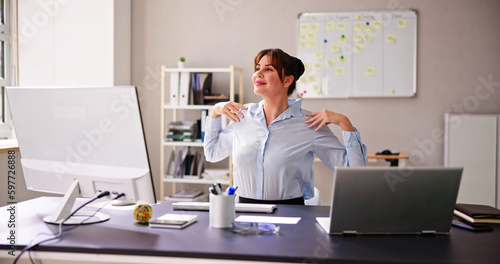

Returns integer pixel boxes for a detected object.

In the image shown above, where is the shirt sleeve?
[314,127,368,171]
[203,116,234,162]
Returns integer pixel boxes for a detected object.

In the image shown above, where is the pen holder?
[209,193,235,228]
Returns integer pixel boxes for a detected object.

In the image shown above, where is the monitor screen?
[6,86,156,223]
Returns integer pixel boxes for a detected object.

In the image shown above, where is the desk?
[1,197,500,264]
[367,151,409,167]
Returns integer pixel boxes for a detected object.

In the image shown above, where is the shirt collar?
[257,99,303,122]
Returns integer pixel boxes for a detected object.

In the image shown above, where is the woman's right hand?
[211,101,248,122]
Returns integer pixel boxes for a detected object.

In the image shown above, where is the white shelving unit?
[159,65,243,199]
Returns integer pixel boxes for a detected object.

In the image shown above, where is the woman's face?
[252,55,287,97]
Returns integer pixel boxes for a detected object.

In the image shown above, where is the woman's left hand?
[305,110,355,132]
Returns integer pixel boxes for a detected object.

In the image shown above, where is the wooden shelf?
[164,176,230,185]
[164,105,214,110]
[164,141,204,147]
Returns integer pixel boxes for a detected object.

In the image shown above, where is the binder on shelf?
[169,72,180,106]
[178,72,191,105]
[165,149,175,176]
[191,72,213,105]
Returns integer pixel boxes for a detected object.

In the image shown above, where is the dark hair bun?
[292,57,305,81]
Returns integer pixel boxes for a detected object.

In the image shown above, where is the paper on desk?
[235,215,301,224]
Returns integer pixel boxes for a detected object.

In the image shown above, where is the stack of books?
[454,203,500,224]
[202,169,229,182]
[164,190,207,202]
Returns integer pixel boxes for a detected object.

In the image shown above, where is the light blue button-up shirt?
[204,99,368,200]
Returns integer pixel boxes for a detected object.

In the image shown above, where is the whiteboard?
[297,10,417,98]
[444,114,499,208]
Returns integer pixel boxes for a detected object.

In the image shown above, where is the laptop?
[316,167,462,235]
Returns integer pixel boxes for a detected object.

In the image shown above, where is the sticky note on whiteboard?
[386,34,396,43]
[336,67,345,76]
[354,22,363,31]
[366,67,375,76]
[397,19,407,28]
[372,20,382,29]
[353,33,363,43]
[314,62,323,71]
[326,21,335,30]
[327,58,335,67]
[331,44,340,52]
[354,44,364,53]
[300,23,309,32]
[311,23,320,31]
[315,51,324,60]
[304,63,312,72]
[337,22,346,31]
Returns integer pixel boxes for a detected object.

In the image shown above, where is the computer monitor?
[6,86,156,224]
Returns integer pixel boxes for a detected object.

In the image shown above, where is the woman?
[204,48,367,205]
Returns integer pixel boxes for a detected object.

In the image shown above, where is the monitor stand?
[43,180,110,225]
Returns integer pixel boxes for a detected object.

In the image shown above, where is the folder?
[179,72,191,106]
[169,72,180,106]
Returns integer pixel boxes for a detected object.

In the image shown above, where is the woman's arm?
[204,101,247,162]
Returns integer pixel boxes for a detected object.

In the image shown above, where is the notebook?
[316,167,463,235]
[172,202,276,213]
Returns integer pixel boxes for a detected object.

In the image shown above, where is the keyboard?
[172,202,276,213]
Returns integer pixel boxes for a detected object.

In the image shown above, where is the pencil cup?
[209,193,235,228]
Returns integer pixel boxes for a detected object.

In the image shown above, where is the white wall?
[18,0,130,86]
[131,0,500,201]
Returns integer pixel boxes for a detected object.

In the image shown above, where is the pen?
[213,183,223,195]
[209,186,217,195]
[227,186,238,195]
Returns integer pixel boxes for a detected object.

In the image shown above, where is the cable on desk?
[13,191,115,264]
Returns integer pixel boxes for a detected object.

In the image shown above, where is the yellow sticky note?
[338,55,346,63]
[386,34,396,44]
[336,67,345,76]
[299,33,308,41]
[315,62,323,72]
[397,19,407,28]
[300,23,309,32]
[313,85,322,94]
[307,32,316,39]
[354,22,363,32]
[300,75,309,83]
[310,23,320,32]
[354,44,364,53]
[299,41,308,49]
[339,34,348,43]
[308,39,317,49]
[372,20,382,29]
[326,21,335,30]
[304,63,312,72]
[331,43,340,52]
[364,23,372,32]
[353,33,363,43]
[364,33,373,43]
[309,75,318,83]
[327,58,335,67]
[337,22,346,31]
[315,51,324,60]
[366,67,375,76]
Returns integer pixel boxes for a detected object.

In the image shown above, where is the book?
[149,213,198,229]
[170,190,203,199]
[454,203,500,224]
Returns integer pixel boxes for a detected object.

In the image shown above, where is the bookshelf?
[159,65,243,199]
